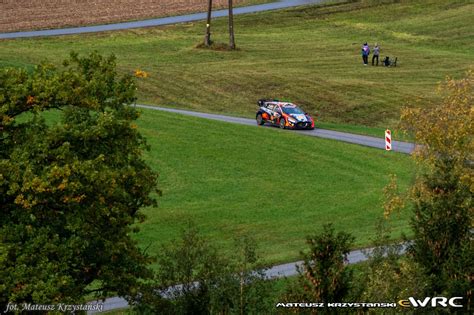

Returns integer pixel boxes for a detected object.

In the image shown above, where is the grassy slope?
[0,0,472,133]
[135,108,414,266]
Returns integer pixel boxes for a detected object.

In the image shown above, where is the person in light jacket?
[372,43,380,66]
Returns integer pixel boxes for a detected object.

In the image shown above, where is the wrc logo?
[398,297,463,308]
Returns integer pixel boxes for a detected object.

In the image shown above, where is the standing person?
[361,42,370,66]
[372,43,380,66]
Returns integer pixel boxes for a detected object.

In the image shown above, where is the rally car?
[256,99,315,130]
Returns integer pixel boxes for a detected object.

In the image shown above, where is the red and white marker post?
[385,129,392,151]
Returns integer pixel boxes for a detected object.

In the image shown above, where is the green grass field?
[0,0,472,133]
[135,108,414,266]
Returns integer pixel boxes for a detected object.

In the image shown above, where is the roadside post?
[385,129,392,151]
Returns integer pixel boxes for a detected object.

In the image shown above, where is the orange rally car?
[256,99,315,130]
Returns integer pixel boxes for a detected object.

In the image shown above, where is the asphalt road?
[136,104,415,154]
[0,0,327,39]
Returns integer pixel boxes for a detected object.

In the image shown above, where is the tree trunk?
[204,0,213,46]
[228,0,235,49]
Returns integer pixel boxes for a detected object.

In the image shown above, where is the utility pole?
[204,0,213,46]
[228,0,235,49]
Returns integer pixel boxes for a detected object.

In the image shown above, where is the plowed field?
[0,0,255,32]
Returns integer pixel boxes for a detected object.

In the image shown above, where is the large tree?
[0,52,158,304]
[399,71,473,306]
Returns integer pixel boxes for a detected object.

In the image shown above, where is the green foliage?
[408,169,473,299]
[351,72,472,310]
[283,224,354,308]
[0,52,158,304]
[156,224,224,315]
[357,219,427,309]
[399,71,473,307]
[134,224,274,314]
[228,235,274,315]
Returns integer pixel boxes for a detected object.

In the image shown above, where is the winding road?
[136,105,415,154]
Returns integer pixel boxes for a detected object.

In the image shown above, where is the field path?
[136,105,415,154]
[0,0,327,39]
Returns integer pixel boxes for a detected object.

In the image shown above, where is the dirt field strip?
[0,0,256,33]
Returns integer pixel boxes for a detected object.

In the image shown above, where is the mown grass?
[134,108,414,266]
[0,0,472,134]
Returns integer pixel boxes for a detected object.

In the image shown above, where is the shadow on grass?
[195,41,241,51]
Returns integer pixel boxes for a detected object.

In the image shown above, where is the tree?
[0,52,158,304]
[202,0,236,50]
[283,224,354,308]
[228,0,236,49]
[399,71,473,306]
[204,0,213,47]
[135,225,273,314]
[358,219,428,306]
[229,235,273,315]
[153,224,224,315]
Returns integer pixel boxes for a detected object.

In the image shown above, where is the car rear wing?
[257,99,280,106]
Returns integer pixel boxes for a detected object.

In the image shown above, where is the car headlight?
[288,117,297,123]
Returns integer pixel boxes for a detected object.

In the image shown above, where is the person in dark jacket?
[361,42,370,66]
[372,43,380,66]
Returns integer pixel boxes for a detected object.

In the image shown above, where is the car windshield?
[283,106,304,115]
